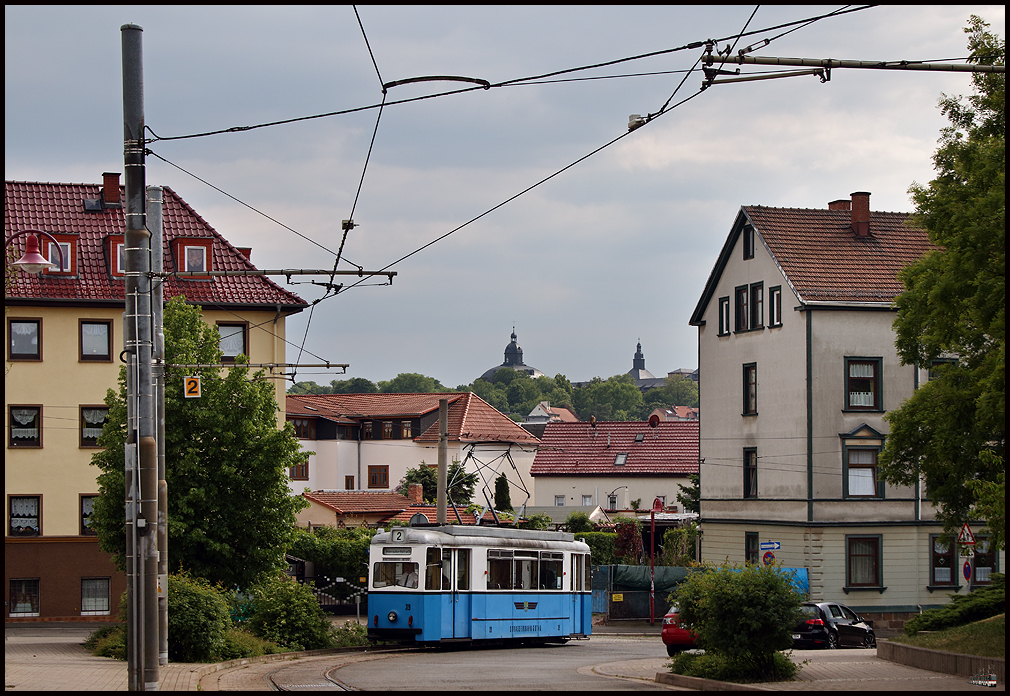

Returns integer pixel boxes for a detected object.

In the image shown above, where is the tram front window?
[425,547,442,590]
[372,561,419,588]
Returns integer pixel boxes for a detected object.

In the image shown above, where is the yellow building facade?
[5,176,304,620]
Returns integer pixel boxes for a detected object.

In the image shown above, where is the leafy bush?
[217,627,287,660]
[517,512,553,530]
[905,573,1005,635]
[84,623,126,660]
[660,523,699,566]
[287,526,373,601]
[565,511,594,533]
[247,574,334,651]
[615,519,643,565]
[579,531,616,565]
[167,572,233,662]
[669,650,798,683]
[674,563,804,681]
[331,620,369,647]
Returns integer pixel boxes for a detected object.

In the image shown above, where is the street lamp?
[6,229,64,274]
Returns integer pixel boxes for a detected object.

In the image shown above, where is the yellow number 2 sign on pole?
[184,376,201,398]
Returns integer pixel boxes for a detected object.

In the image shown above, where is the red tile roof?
[303,492,500,526]
[6,179,305,309]
[743,205,931,304]
[531,421,698,476]
[286,392,540,445]
[304,491,415,514]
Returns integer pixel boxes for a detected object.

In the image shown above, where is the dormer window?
[172,238,213,277]
[184,245,207,272]
[106,235,126,277]
[42,234,78,276]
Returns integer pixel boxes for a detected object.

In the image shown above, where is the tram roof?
[373,524,590,549]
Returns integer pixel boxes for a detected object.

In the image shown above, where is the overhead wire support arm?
[152,269,395,282]
[702,51,1006,88]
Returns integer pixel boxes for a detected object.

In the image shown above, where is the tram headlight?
[387,611,398,623]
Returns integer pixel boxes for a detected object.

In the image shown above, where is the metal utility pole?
[437,398,448,524]
[147,185,169,667]
[122,23,159,691]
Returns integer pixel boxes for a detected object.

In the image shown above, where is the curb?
[877,639,1005,684]
[654,672,772,691]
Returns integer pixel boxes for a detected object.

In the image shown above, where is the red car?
[661,605,697,655]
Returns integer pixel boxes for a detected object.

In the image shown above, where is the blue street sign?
[760,541,781,550]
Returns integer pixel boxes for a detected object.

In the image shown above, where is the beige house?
[689,191,1002,629]
[530,420,698,513]
[5,175,305,621]
[286,392,541,510]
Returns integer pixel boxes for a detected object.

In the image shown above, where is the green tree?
[674,564,804,679]
[879,17,1005,549]
[615,518,643,565]
[660,523,699,566]
[329,377,379,394]
[573,374,644,421]
[397,460,479,505]
[677,473,701,514]
[287,380,329,394]
[378,372,446,393]
[287,526,373,600]
[90,297,308,589]
[493,472,513,511]
[564,511,594,534]
[643,375,699,414]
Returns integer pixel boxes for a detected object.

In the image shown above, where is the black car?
[792,602,876,649]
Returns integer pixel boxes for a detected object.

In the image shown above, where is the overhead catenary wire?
[143,5,875,144]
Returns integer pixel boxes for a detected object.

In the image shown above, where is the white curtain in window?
[9,322,38,354]
[11,408,38,439]
[10,497,39,517]
[11,322,37,335]
[849,362,875,378]
[81,578,111,613]
[82,408,108,439]
[218,325,244,357]
[849,539,878,585]
[848,449,877,495]
[81,323,109,355]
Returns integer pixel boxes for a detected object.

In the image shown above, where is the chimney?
[850,191,871,237]
[408,482,424,504]
[237,247,252,260]
[828,199,851,211]
[101,172,122,208]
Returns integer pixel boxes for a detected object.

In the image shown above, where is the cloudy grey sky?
[6,5,1005,389]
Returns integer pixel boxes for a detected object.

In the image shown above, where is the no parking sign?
[763,551,775,565]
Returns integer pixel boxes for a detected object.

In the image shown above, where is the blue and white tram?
[367,525,592,644]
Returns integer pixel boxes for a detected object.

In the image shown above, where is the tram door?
[452,548,471,638]
[571,553,584,635]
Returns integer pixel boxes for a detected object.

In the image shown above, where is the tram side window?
[487,549,512,590]
[514,551,539,591]
[373,561,418,589]
[457,548,470,591]
[539,552,564,590]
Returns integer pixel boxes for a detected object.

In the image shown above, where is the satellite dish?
[648,414,660,428]
[409,513,430,526]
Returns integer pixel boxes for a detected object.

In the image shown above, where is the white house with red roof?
[286,392,541,512]
[5,175,306,621]
[689,191,1002,629]
[530,420,698,514]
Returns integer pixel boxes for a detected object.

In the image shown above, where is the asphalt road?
[315,636,675,691]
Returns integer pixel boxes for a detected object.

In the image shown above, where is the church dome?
[479,329,545,382]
